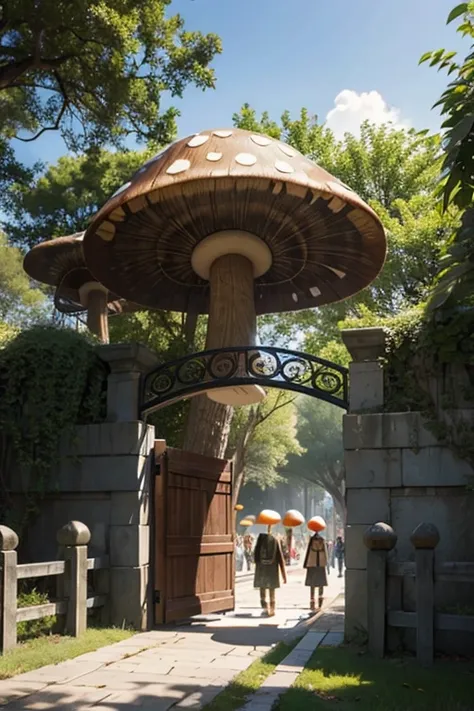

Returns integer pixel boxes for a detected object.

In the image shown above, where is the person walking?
[254,510,287,617]
[243,532,254,571]
[303,517,328,612]
[334,536,345,577]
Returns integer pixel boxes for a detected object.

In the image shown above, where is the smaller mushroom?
[23,233,129,343]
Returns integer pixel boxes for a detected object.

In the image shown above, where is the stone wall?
[6,344,159,631]
[343,328,474,653]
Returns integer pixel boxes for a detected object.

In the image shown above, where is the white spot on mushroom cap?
[251,134,272,147]
[292,293,298,302]
[111,181,131,198]
[275,160,294,174]
[310,286,321,297]
[188,135,209,147]
[166,159,191,175]
[326,266,346,279]
[214,130,233,138]
[278,144,296,158]
[235,153,257,166]
[206,152,222,162]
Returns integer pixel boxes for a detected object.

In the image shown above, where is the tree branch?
[15,70,68,141]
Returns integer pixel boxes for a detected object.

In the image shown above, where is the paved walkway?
[0,573,344,710]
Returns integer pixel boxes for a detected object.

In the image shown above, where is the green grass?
[202,637,302,711]
[277,646,474,711]
[0,627,134,680]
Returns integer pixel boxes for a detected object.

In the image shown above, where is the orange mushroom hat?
[234,504,244,511]
[308,516,326,533]
[82,128,386,315]
[239,518,253,527]
[283,509,305,528]
[256,509,281,526]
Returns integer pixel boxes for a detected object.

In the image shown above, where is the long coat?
[253,533,286,589]
[303,534,328,588]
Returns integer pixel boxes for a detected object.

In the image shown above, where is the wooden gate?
[154,445,235,624]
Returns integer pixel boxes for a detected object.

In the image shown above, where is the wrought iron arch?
[140,346,348,416]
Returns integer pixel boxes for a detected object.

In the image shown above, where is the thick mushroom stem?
[206,254,256,349]
[191,231,272,407]
[79,283,109,344]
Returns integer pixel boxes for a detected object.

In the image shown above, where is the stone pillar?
[0,526,18,653]
[342,327,388,640]
[363,523,397,659]
[98,343,159,423]
[341,327,386,413]
[57,521,90,637]
[411,523,440,667]
[97,343,158,630]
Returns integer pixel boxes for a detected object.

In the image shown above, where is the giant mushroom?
[23,232,128,343]
[83,128,386,405]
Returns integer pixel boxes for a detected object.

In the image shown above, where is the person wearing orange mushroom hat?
[253,510,286,617]
[304,516,328,612]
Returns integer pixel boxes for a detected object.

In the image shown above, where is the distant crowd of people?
[235,531,344,578]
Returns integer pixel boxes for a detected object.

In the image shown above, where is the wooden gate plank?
[154,446,235,624]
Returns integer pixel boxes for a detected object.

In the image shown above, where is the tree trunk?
[231,407,259,506]
[182,396,233,457]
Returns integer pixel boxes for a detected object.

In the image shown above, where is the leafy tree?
[5,148,151,248]
[286,398,346,524]
[420,3,474,309]
[0,231,45,324]
[0,1,221,152]
[227,391,302,505]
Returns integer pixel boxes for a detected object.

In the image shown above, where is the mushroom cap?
[234,503,244,511]
[307,516,326,533]
[83,128,387,314]
[256,509,281,526]
[23,233,121,309]
[282,509,305,528]
[239,518,254,527]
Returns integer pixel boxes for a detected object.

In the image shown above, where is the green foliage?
[0,231,46,322]
[420,3,474,310]
[0,327,107,528]
[286,398,345,517]
[17,589,56,641]
[0,0,221,152]
[229,391,302,492]
[5,149,153,249]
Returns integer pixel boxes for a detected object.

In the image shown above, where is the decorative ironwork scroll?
[140,346,348,415]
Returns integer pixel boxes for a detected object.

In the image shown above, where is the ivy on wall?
[345,306,474,474]
[0,326,108,531]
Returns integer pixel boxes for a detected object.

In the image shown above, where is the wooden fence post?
[0,526,19,653]
[410,522,440,667]
[363,522,397,659]
[57,521,91,637]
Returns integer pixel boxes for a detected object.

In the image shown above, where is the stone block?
[110,492,150,525]
[346,489,390,525]
[391,491,474,562]
[345,569,367,638]
[345,448,401,488]
[348,362,383,412]
[110,525,150,567]
[402,447,474,487]
[343,414,383,449]
[58,455,151,493]
[343,412,439,450]
[60,422,155,458]
[345,525,368,570]
[110,565,149,630]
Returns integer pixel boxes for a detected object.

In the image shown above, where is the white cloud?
[325,90,410,139]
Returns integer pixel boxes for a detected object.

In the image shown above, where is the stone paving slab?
[0,683,48,707]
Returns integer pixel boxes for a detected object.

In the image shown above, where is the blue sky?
[14,0,467,168]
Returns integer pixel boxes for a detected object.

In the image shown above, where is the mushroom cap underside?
[23,234,86,287]
[83,128,387,314]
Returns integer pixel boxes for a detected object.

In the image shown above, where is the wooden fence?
[364,521,474,666]
[0,521,109,654]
